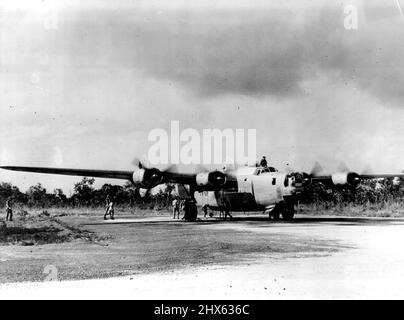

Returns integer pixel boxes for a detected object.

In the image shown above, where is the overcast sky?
[1,0,404,193]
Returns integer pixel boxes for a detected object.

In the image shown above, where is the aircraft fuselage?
[194,167,297,213]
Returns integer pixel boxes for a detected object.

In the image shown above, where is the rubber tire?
[271,203,283,221]
[281,202,295,221]
[184,201,198,222]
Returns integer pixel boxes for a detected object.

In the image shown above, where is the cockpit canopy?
[235,166,278,177]
[256,166,277,175]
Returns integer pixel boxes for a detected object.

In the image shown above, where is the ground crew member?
[103,195,110,219]
[202,204,210,218]
[223,199,233,221]
[108,200,115,220]
[104,197,115,220]
[172,198,180,219]
[179,199,185,217]
[5,198,13,222]
[260,156,268,168]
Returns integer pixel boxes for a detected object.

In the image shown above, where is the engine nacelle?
[292,172,312,188]
[196,171,226,189]
[132,168,163,188]
[302,172,313,186]
[331,172,361,186]
[132,168,146,185]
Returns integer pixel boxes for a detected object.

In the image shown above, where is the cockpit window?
[255,167,277,175]
[257,167,272,175]
[284,176,289,187]
[272,178,276,185]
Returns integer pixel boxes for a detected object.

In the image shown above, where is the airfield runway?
[1,213,404,299]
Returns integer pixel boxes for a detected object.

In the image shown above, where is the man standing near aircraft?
[103,195,110,220]
[108,200,115,220]
[202,204,210,218]
[172,198,180,219]
[104,196,115,220]
[5,198,13,222]
[223,199,233,221]
[260,156,268,168]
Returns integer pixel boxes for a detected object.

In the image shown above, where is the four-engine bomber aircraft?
[1,162,404,221]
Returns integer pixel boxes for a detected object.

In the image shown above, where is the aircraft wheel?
[281,202,295,221]
[188,206,198,221]
[271,203,282,220]
[183,200,198,222]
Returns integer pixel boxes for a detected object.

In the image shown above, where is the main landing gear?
[182,199,198,222]
[269,200,295,221]
[180,186,198,222]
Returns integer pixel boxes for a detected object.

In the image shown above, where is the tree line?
[0,177,403,210]
[0,177,174,210]
[300,179,404,207]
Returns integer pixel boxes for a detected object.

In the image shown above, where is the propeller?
[131,156,178,197]
[132,155,153,170]
[163,164,179,174]
[310,161,324,176]
[131,157,144,169]
[195,164,209,173]
[284,163,294,174]
[292,161,324,188]
[337,162,350,173]
[362,165,374,175]
[132,156,178,174]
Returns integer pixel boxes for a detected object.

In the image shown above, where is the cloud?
[120,3,404,105]
[2,1,404,192]
[3,2,404,104]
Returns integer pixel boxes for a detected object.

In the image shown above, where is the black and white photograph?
[1,0,404,303]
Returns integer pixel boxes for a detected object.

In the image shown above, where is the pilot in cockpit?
[260,156,268,168]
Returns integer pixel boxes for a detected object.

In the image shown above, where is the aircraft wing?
[308,173,404,185]
[0,166,134,180]
[162,171,199,185]
[0,165,236,190]
[359,174,404,179]
[0,165,196,183]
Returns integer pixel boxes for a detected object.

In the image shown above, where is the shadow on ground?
[83,215,404,227]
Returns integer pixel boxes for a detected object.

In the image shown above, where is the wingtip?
[0,166,20,171]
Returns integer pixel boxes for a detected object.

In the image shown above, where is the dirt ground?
[0,212,347,282]
[1,211,404,299]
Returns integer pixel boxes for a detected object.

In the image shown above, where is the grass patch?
[300,200,404,217]
[0,214,107,246]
